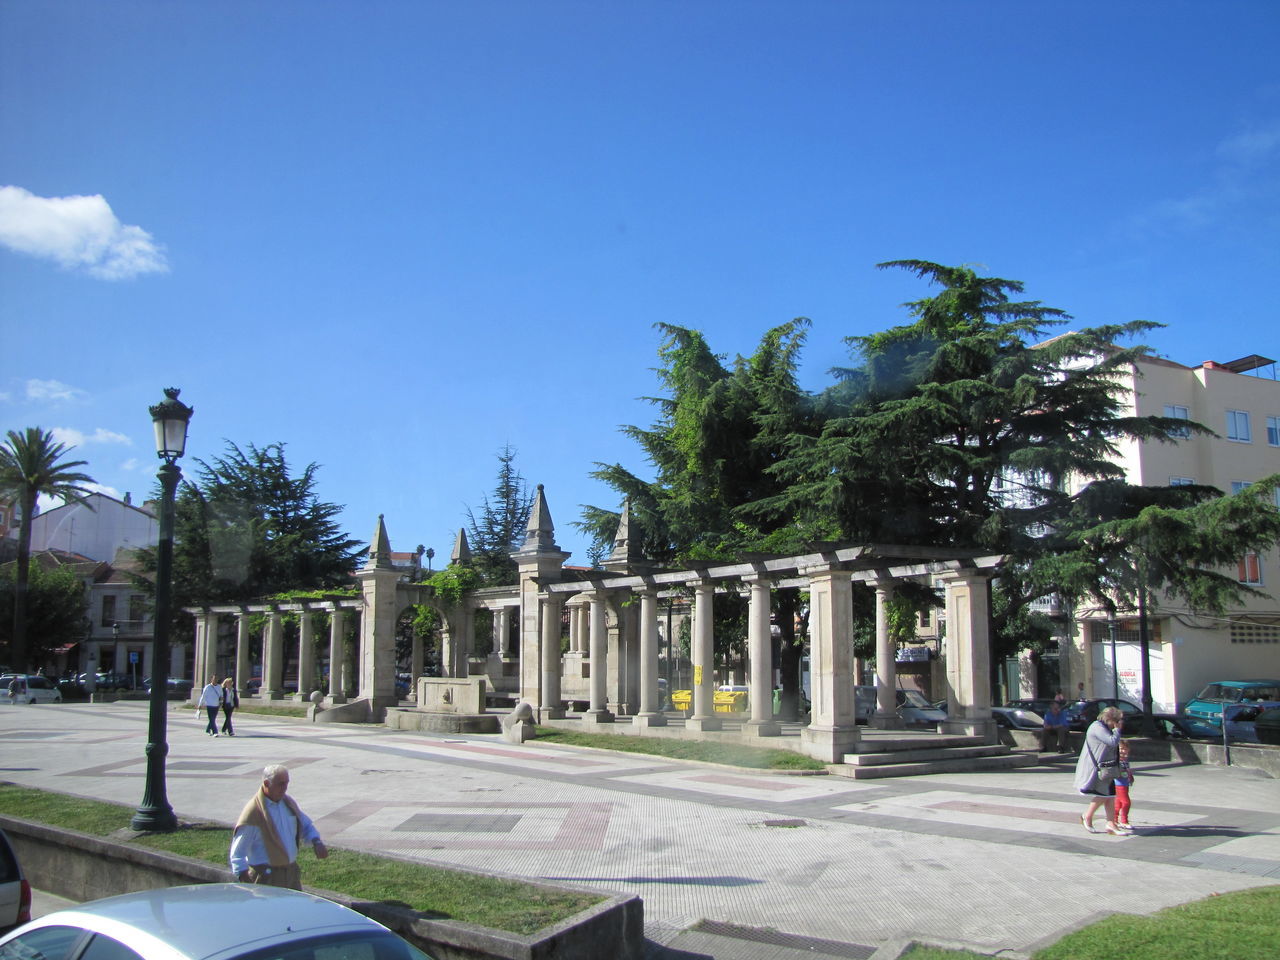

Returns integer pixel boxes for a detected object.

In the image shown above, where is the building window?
[1170,476,1194,486]
[1226,409,1252,442]
[1231,480,1252,495]
[129,595,145,626]
[1238,553,1263,586]
[101,594,117,628]
[1229,623,1280,644]
[1268,415,1280,447]
[1164,404,1191,438]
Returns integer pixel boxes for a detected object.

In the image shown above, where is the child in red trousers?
[1114,739,1135,832]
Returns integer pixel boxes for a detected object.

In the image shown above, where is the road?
[2,701,1277,959]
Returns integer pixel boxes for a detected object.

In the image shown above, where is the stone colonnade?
[188,599,362,703]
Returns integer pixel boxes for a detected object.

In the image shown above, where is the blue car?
[1184,679,1280,725]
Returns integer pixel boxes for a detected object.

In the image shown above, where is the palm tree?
[0,428,96,671]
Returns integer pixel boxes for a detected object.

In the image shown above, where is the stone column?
[800,562,860,762]
[494,607,510,657]
[870,579,902,729]
[411,633,424,687]
[200,611,219,686]
[633,587,666,728]
[745,575,779,737]
[568,602,582,653]
[262,611,284,700]
[187,613,207,702]
[234,614,250,695]
[941,571,997,743]
[687,579,721,732]
[541,594,565,719]
[328,609,348,704]
[583,591,614,723]
[296,610,316,701]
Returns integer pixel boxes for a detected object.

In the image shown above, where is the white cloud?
[26,379,86,402]
[120,458,141,471]
[0,185,169,280]
[50,426,134,448]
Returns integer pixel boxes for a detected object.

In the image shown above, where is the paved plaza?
[2,701,1278,959]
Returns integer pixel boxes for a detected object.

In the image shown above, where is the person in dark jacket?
[220,677,240,736]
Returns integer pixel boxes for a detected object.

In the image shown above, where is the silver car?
[0,883,433,960]
[0,830,30,934]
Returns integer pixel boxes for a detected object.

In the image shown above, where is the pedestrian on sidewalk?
[220,677,239,736]
[198,677,222,736]
[1114,739,1136,832]
[229,764,328,890]
[1040,701,1070,753]
[1074,706,1124,835]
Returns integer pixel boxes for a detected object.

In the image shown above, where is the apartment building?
[1064,352,1280,711]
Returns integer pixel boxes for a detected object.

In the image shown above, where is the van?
[1185,679,1280,724]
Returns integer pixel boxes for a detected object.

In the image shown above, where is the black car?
[1064,698,1145,731]
[1006,697,1062,716]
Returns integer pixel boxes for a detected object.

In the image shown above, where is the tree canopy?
[464,445,535,586]
[0,427,96,671]
[140,441,362,613]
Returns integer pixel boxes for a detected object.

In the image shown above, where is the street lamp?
[131,387,193,833]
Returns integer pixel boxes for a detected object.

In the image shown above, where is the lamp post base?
[130,805,178,833]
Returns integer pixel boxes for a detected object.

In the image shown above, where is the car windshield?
[898,690,931,708]
[233,931,432,960]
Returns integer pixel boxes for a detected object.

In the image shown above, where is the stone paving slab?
[2,701,1277,959]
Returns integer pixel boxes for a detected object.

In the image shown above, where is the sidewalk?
[3,701,1277,959]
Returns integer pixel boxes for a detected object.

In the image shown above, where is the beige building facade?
[1065,352,1280,711]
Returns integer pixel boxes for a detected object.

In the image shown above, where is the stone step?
[850,734,986,753]
[842,744,1014,766]
[829,752,1039,779]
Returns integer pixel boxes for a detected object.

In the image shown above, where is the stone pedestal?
[632,713,667,729]
[744,718,780,737]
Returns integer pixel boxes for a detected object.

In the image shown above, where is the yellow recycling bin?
[671,689,692,713]
[713,689,749,713]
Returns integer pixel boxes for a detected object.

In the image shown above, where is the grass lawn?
[534,727,827,770]
[901,884,1280,960]
[0,783,599,935]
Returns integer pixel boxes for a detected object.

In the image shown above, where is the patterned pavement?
[2,700,1277,958]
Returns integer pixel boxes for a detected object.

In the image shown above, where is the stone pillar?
[870,579,902,729]
[187,613,206,702]
[800,562,860,762]
[745,575,779,737]
[263,611,284,700]
[941,571,997,743]
[583,591,614,723]
[511,485,571,717]
[687,579,721,732]
[234,614,250,695]
[494,607,510,657]
[541,594,565,719]
[633,587,666,728]
[356,566,400,714]
[296,610,316,701]
[327,609,348,704]
[411,633,424,687]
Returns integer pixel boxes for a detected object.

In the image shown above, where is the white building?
[1064,352,1280,711]
[15,492,158,564]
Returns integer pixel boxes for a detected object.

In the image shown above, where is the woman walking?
[220,677,239,737]
[198,677,222,737]
[1073,705,1125,835]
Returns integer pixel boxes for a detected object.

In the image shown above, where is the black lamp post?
[131,387,193,833]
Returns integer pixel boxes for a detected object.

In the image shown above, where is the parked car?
[1150,714,1223,741]
[78,672,135,692]
[2,674,63,705]
[1006,697,1061,716]
[1184,679,1280,725]
[1256,706,1280,745]
[142,676,195,699]
[896,688,946,725]
[1221,701,1280,744]
[0,883,435,960]
[993,705,1044,730]
[1064,698,1144,731]
[0,829,31,934]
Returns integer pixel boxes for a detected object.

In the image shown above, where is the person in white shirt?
[198,678,222,736]
[229,764,328,890]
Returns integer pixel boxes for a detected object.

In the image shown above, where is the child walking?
[1114,739,1135,832]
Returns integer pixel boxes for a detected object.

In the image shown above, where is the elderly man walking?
[229,764,328,890]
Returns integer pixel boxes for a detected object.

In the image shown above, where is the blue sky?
[3,1,1278,565]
